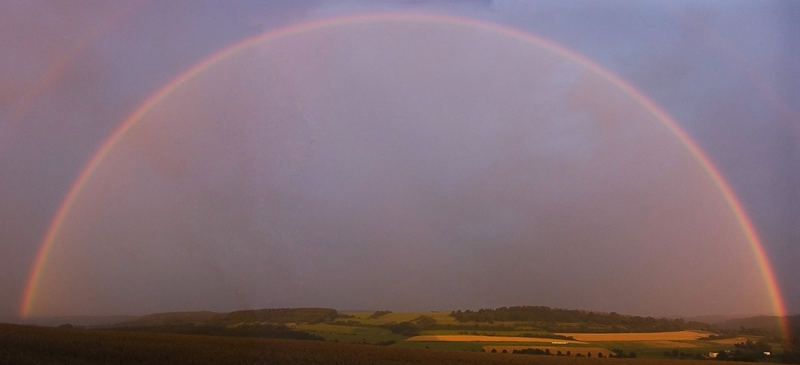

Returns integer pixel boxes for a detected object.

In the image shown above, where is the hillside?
[114,307,338,328]
[715,315,800,334]
[114,311,223,327]
[20,314,137,328]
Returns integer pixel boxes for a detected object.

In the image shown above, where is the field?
[647,341,699,348]
[293,322,403,344]
[9,307,791,363]
[401,328,748,359]
[558,331,710,342]
[0,323,721,365]
[408,334,586,343]
[712,337,750,345]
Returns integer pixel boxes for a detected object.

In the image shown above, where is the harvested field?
[556,330,709,341]
[483,345,611,357]
[407,335,585,343]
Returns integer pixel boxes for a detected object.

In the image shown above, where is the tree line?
[450,306,710,332]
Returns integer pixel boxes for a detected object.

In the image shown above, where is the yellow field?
[407,335,585,343]
[483,345,612,357]
[556,330,710,341]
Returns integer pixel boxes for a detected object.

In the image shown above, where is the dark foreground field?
[0,323,715,365]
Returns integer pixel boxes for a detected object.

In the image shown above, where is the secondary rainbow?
[20,12,790,341]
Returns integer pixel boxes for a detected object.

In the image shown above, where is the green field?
[293,322,403,344]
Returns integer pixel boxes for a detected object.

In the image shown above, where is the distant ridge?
[716,315,800,333]
[19,315,137,328]
[683,314,800,339]
[684,314,743,325]
[113,311,223,327]
[22,307,799,337]
[113,307,338,328]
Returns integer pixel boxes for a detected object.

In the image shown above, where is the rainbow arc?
[20,12,789,342]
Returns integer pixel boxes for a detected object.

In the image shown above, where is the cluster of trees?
[509,348,573,356]
[384,316,436,336]
[510,348,547,355]
[489,347,623,358]
[711,339,772,362]
[663,348,704,360]
[450,306,709,332]
[610,348,637,358]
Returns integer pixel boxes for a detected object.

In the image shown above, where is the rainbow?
[19,12,790,341]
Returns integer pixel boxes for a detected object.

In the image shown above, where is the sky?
[1,0,797,321]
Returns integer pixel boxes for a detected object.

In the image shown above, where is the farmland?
[0,323,725,365]
[6,306,796,363]
[558,331,710,342]
[408,334,587,343]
